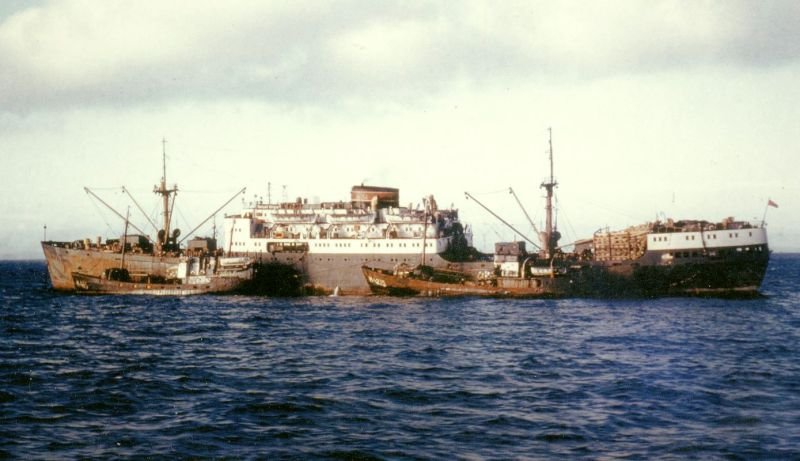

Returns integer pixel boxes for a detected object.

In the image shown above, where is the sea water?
[1,255,799,459]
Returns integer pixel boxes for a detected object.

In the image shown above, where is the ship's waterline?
[229,248,493,295]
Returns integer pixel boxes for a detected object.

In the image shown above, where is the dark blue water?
[2,256,799,459]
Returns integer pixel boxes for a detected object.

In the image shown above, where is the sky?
[1,0,798,259]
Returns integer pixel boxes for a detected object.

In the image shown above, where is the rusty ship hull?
[71,272,249,295]
[42,242,180,291]
[362,265,571,298]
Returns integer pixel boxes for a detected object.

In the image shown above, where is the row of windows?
[279,241,434,248]
[234,240,434,247]
[654,231,756,242]
[232,236,434,249]
[670,245,765,258]
[311,257,432,263]
[231,239,434,250]
[225,252,441,264]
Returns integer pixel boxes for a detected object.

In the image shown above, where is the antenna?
[421,198,427,266]
[548,128,554,184]
[161,138,167,184]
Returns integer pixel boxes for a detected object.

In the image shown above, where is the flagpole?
[762,199,778,227]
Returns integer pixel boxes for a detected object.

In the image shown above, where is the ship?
[223,185,492,295]
[362,130,770,298]
[362,241,573,298]
[42,142,251,294]
[72,256,254,295]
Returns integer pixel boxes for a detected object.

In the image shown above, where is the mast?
[421,197,428,266]
[540,128,558,258]
[154,139,178,252]
[121,207,130,269]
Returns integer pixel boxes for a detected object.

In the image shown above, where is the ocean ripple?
[1,256,800,459]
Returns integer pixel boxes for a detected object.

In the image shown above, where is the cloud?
[0,0,798,113]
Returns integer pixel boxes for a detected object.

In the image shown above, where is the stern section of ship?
[582,226,770,297]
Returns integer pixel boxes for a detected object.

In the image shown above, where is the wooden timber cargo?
[593,224,650,262]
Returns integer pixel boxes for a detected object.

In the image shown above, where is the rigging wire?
[85,186,123,191]
[88,194,116,238]
[149,202,160,231]
[175,206,191,236]
[470,188,511,196]
[509,187,541,239]
[555,195,578,249]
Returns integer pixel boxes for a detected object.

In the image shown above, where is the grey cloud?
[1,0,799,114]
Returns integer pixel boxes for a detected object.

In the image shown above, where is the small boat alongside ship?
[72,256,254,295]
[363,130,771,298]
[362,241,573,298]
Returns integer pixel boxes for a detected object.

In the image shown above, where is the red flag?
[768,199,779,208]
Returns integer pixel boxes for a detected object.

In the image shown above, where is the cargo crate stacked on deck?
[593,226,649,261]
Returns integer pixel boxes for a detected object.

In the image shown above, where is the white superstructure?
[647,228,768,252]
[222,185,482,293]
[225,198,469,255]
